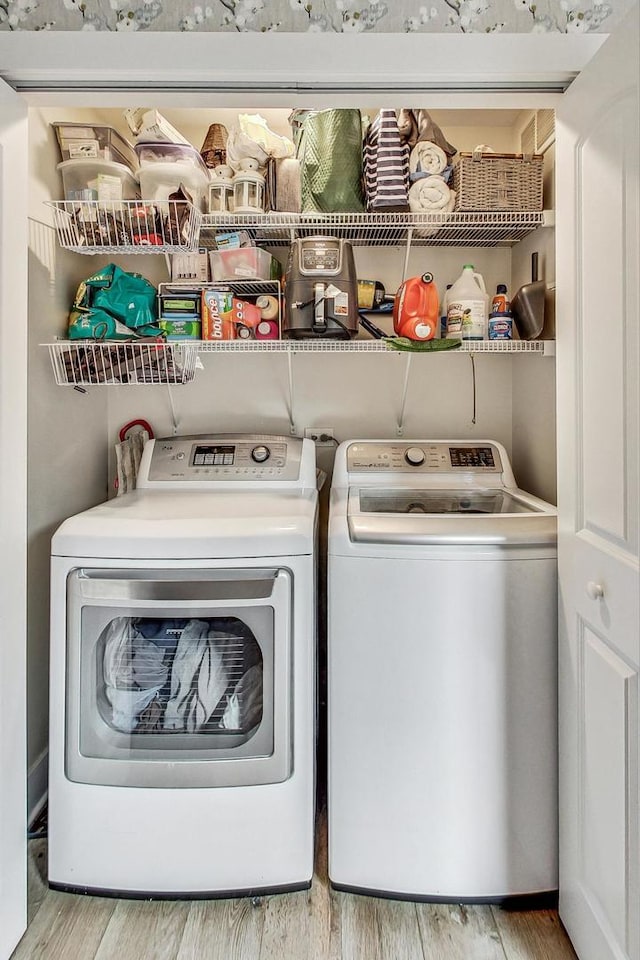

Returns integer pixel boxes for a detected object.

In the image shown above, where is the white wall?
[26,107,114,818]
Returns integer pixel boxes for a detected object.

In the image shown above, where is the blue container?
[488,311,513,340]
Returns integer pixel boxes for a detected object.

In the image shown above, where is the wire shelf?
[200,211,548,248]
[195,339,553,354]
[47,200,203,255]
[158,279,281,299]
[44,341,199,386]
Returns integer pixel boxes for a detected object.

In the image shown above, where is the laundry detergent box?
[201,290,263,340]
[202,288,236,340]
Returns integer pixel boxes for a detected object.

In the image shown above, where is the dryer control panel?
[346,442,503,475]
[144,434,303,482]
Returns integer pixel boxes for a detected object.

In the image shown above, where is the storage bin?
[452,151,544,212]
[53,123,137,171]
[209,248,282,282]
[58,159,139,203]
[135,142,210,174]
[138,162,210,212]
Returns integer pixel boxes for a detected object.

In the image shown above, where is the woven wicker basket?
[452,150,544,211]
[200,123,228,169]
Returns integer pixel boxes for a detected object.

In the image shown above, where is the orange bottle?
[393,273,439,341]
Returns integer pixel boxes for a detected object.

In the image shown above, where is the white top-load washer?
[49,434,317,898]
[328,439,557,903]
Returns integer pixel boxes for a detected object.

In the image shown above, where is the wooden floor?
[13,816,578,960]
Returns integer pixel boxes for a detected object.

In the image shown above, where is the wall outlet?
[304,427,335,445]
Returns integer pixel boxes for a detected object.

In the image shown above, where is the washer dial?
[405,447,426,466]
[251,445,271,463]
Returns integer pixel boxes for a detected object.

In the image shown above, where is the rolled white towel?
[409,140,447,178]
[408,175,456,213]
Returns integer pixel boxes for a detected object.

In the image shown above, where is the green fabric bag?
[67,263,160,340]
[291,109,365,213]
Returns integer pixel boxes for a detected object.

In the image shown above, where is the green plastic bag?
[68,263,159,340]
[291,109,365,213]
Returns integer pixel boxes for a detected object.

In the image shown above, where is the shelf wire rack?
[44,340,199,386]
[194,339,553,354]
[200,211,548,248]
[46,200,203,255]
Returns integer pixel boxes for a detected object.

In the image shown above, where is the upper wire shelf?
[200,211,549,248]
[47,200,202,255]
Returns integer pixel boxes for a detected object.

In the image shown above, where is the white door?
[0,78,28,959]
[556,5,640,960]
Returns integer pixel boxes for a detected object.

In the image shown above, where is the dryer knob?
[251,445,271,463]
[405,447,426,466]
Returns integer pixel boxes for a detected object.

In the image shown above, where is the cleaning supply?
[393,272,439,341]
[488,312,513,340]
[491,283,509,313]
[446,264,488,341]
[440,283,452,339]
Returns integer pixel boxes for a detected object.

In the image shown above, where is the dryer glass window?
[97,616,263,742]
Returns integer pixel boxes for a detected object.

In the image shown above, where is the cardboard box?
[201,291,264,341]
[202,289,235,341]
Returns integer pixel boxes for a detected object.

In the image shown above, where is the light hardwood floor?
[13,816,578,960]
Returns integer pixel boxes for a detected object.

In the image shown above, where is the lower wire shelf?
[43,337,554,386]
[44,341,200,386]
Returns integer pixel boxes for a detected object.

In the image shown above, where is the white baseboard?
[27,749,48,829]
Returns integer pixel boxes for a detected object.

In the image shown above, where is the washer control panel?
[146,435,301,482]
[346,442,502,474]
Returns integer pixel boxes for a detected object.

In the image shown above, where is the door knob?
[586,581,605,600]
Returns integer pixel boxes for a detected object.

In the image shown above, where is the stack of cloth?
[363,109,410,212]
[407,140,456,214]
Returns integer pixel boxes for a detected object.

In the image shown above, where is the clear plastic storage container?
[53,123,137,171]
[209,248,282,281]
[57,159,140,203]
[135,142,211,211]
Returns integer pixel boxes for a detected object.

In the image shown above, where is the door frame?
[0,76,28,960]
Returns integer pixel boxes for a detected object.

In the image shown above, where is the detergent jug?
[446,264,488,340]
[393,272,439,341]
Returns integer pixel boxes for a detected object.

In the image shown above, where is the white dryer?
[49,434,317,898]
[328,439,557,903]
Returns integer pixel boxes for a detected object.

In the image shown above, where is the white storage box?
[58,159,139,203]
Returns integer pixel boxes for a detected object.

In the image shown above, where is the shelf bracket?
[401,226,414,284]
[286,350,296,435]
[166,384,180,436]
[397,353,413,437]
[469,353,477,425]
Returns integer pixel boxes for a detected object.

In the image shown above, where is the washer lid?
[52,489,317,560]
[348,487,556,546]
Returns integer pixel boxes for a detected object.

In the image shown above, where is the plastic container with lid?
[53,123,137,171]
[58,159,140,203]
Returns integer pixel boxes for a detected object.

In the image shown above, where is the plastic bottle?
[357,279,387,310]
[440,284,452,339]
[446,264,489,341]
[491,283,509,314]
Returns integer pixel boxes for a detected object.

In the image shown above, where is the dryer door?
[65,567,292,788]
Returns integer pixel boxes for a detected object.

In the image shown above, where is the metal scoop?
[511,252,546,340]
